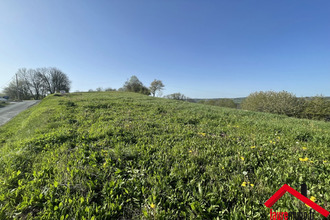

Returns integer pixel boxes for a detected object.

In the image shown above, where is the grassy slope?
[0,92,329,219]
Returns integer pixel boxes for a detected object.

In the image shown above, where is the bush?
[164,92,188,100]
[241,91,305,117]
[302,96,330,121]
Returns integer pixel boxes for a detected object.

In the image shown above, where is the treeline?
[87,76,165,97]
[198,99,238,108]
[241,91,330,121]
[4,67,71,100]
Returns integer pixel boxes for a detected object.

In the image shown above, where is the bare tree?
[3,67,71,100]
[3,79,31,100]
[17,68,34,98]
[18,68,44,99]
[149,79,164,97]
[37,67,71,94]
[49,67,71,93]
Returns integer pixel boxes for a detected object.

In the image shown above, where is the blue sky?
[1,0,329,98]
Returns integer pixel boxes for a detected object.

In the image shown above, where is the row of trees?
[3,67,71,100]
[164,92,188,100]
[241,91,330,121]
[118,76,165,97]
[86,76,191,100]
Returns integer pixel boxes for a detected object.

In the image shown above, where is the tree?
[302,96,330,120]
[149,79,164,97]
[37,67,71,94]
[105,87,116,91]
[121,76,150,95]
[3,80,31,100]
[241,91,305,117]
[164,92,188,101]
[18,68,45,99]
[3,67,71,100]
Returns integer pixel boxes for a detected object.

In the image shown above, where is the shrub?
[164,92,188,100]
[241,91,305,117]
[302,96,330,121]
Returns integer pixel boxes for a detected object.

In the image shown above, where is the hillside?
[0,92,329,219]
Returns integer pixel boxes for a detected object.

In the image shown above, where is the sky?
[0,0,329,98]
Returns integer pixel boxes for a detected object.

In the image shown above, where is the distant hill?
[190,97,246,104]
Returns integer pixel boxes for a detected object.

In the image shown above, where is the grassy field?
[0,92,329,219]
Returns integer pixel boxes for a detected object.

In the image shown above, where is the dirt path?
[0,100,40,126]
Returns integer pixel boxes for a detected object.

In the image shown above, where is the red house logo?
[264,184,329,218]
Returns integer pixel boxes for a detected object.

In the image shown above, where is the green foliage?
[121,76,150,95]
[164,92,188,100]
[149,79,165,97]
[241,91,305,117]
[201,99,237,109]
[302,96,330,121]
[1,92,330,219]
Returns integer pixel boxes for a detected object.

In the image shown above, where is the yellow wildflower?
[250,146,256,149]
[241,156,245,161]
[323,160,327,163]
[198,132,206,137]
[189,150,192,153]
[306,196,316,208]
[222,167,224,170]
[299,157,309,162]
[241,182,246,187]
[302,147,307,150]
[150,203,155,209]
[250,184,254,187]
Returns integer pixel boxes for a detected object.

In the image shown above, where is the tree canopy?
[120,76,150,95]
[149,79,164,97]
[3,67,71,100]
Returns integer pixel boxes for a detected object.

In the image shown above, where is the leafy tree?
[105,87,116,91]
[241,91,305,117]
[164,92,188,101]
[149,79,165,97]
[121,76,150,95]
[303,96,330,120]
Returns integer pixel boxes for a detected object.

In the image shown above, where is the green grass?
[0,92,330,219]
